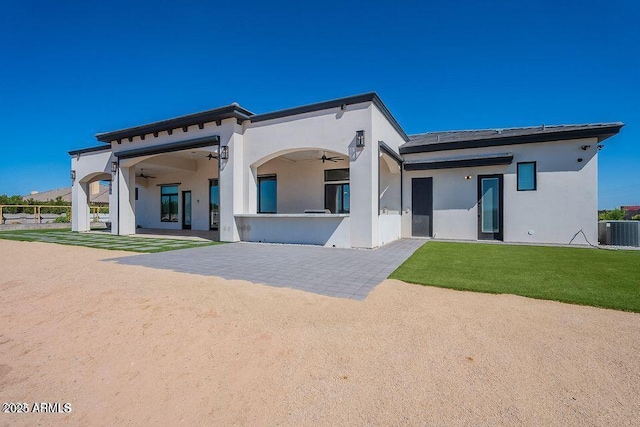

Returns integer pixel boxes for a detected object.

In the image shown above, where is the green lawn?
[390,241,640,313]
[0,229,221,253]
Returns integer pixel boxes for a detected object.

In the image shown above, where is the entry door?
[209,179,219,230]
[477,175,503,240]
[412,177,433,237]
[182,191,192,230]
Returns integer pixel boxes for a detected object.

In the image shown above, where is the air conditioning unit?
[598,221,640,247]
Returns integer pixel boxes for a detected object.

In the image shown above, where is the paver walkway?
[113,239,426,300]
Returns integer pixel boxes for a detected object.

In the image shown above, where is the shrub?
[632,214,640,221]
[54,214,70,223]
[599,208,627,221]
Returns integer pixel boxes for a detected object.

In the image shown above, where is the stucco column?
[349,127,378,248]
[108,179,118,235]
[219,124,243,242]
[117,165,136,235]
[71,181,90,232]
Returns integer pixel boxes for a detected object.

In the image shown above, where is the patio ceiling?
[278,149,346,163]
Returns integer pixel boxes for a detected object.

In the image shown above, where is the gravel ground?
[1,240,638,426]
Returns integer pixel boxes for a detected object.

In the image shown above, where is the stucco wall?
[402,137,599,244]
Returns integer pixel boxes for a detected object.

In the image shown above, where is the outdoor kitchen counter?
[234,214,351,247]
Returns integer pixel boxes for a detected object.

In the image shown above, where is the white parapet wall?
[235,214,351,248]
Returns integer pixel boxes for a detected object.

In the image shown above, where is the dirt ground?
[1,240,639,426]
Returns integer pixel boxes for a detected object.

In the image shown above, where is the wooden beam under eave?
[167,129,173,135]
[140,134,146,140]
[215,120,222,126]
[198,123,204,130]
[153,132,158,138]
[128,137,133,142]
[116,139,121,144]
[182,126,189,132]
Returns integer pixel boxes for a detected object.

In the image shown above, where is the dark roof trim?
[404,153,514,171]
[68,145,112,156]
[250,92,410,142]
[114,135,220,159]
[400,124,624,154]
[379,141,403,164]
[96,105,252,143]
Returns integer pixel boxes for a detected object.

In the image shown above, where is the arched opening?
[117,147,220,236]
[236,147,352,247]
[252,148,349,214]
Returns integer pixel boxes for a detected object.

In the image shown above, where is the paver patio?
[113,239,425,300]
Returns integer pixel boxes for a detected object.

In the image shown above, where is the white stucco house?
[69,93,622,248]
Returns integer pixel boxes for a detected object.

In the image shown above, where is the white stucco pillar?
[349,127,378,248]
[71,181,90,232]
[117,165,136,235]
[219,123,244,242]
[108,179,118,235]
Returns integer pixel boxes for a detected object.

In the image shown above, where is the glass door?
[182,191,192,230]
[209,179,219,230]
[477,175,503,240]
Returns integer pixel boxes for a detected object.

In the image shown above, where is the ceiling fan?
[137,168,156,179]
[318,151,343,163]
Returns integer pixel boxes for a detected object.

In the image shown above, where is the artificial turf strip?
[389,241,640,313]
[0,230,220,253]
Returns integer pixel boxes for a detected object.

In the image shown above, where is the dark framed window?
[325,183,350,213]
[258,175,277,213]
[135,187,139,201]
[160,185,179,222]
[517,162,537,191]
[324,168,349,182]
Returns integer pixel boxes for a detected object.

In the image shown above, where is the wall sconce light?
[581,145,591,151]
[356,130,365,148]
[220,145,229,160]
[464,175,472,180]
[111,161,118,173]
[70,170,76,181]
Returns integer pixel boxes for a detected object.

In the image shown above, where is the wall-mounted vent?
[598,221,640,247]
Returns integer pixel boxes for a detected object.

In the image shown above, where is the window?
[161,185,179,222]
[325,183,350,213]
[517,162,536,191]
[258,175,277,213]
[324,168,350,213]
[324,168,349,182]
[135,187,138,201]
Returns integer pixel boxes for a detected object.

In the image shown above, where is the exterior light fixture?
[220,145,229,160]
[581,145,591,151]
[464,175,472,180]
[111,161,118,173]
[356,130,365,148]
[70,170,76,181]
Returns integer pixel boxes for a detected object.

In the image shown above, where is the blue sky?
[0,0,638,208]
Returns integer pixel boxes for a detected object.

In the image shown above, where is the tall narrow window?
[258,175,277,213]
[160,185,179,222]
[517,162,537,191]
[324,168,350,213]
